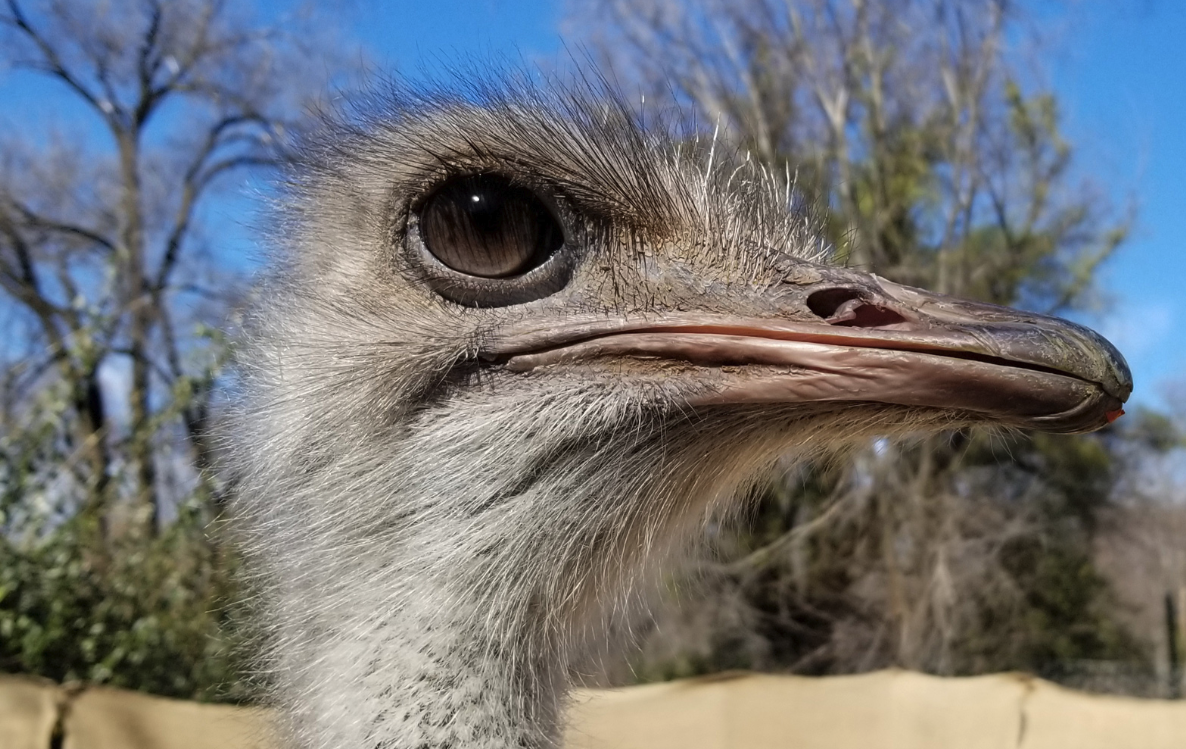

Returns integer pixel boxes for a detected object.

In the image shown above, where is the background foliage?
[572,0,1185,695]
[0,0,333,701]
[0,0,1183,702]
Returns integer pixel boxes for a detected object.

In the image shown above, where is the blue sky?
[1044,1,1186,411]
[4,0,1182,411]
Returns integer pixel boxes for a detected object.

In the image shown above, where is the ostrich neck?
[267,397,770,749]
[280,534,574,749]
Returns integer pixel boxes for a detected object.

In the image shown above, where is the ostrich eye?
[420,174,564,278]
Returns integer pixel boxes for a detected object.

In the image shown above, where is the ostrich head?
[230,76,1131,749]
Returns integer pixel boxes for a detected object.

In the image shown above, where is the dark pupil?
[420,174,563,278]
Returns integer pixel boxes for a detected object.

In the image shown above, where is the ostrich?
[228,76,1131,749]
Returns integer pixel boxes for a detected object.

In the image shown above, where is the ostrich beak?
[490,272,1132,435]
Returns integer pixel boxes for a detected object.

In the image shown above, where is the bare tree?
[573,0,1127,306]
[570,0,1141,683]
[0,0,332,535]
[1095,404,1186,696]
[0,0,342,697]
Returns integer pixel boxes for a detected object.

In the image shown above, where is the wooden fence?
[4,670,1186,749]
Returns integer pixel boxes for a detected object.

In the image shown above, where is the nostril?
[807,288,863,319]
[806,288,909,328]
[835,303,908,328]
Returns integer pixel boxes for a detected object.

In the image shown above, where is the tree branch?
[131,0,165,127]
[154,115,276,292]
[7,198,116,253]
[3,0,112,125]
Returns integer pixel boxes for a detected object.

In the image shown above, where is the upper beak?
[486,270,1132,435]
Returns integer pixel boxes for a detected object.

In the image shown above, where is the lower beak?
[488,275,1132,435]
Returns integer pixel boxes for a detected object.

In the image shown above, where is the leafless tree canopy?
[566,0,1175,690]
[573,0,1126,307]
[0,0,342,698]
[0,0,330,532]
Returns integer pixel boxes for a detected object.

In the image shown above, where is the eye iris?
[420,175,563,278]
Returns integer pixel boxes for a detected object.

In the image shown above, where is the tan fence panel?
[1022,679,1186,749]
[0,675,60,749]
[62,686,274,749]
[565,670,1027,749]
[2,670,1185,748]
